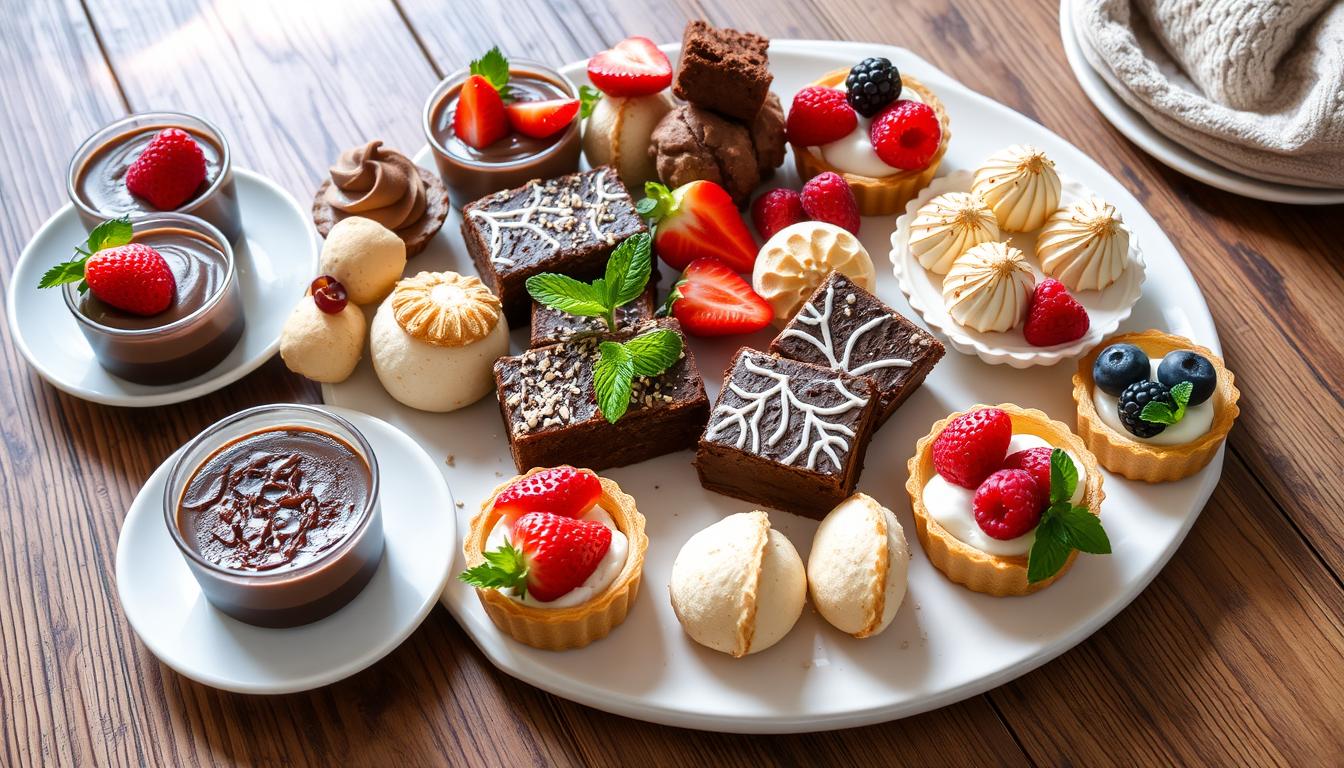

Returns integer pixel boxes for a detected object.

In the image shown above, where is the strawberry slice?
[664,258,773,337]
[454,74,509,149]
[587,36,672,97]
[38,217,176,316]
[505,98,580,139]
[459,511,613,603]
[492,467,602,522]
[637,181,758,273]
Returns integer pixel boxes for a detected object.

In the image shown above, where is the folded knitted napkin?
[1074,0,1344,189]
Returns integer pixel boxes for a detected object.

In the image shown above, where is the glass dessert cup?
[164,404,385,628]
[67,111,243,243]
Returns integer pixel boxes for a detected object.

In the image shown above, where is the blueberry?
[1093,343,1150,396]
[1157,350,1216,406]
[1117,380,1171,438]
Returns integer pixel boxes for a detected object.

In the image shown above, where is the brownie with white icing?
[461,165,647,326]
[769,271,944,427]
[695,348,881,519]
[529,284,658,347]
[494,318,709,472]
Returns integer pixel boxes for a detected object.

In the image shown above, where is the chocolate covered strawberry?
[492,467,602,522]
[637,181,758,273]
[39,217,175,317]
[660,257,772,337]
[459,511,612,602]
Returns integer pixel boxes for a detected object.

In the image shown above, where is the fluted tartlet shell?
[1038,197,1130,292]
[1073,330,1240,482]
[942,241,1035,332]
[909,192,1000,274]
[972,145,1061,232]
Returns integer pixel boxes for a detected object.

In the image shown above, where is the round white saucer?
[6,168,319,407]
[115,407,455,694]
[1059,0,1344,205]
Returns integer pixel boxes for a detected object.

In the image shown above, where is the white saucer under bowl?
[6,168,318,407]
[891,170,1145,368]
[115,406,455,694]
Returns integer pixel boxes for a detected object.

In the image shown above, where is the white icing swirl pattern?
[466,168,624,268]
[780,281,912,377]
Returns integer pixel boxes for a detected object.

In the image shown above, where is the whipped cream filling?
[809,86,925,178]
[484,505,628,609]
[923,434,1085,557]
[1093,360,1214,446]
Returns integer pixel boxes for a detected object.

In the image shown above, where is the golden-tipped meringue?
[972,145,1061,232]
[807,493,909,638]
[942,242,1035,332]
[908,192,1000,274]
[752,222,875,327]
[1038,197,1130,292]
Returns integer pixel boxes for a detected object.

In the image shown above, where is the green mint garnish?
[1026,448,1112,584]
[37,216,133,294]
[459,539,530,599]
[470,46,513,101]
[593,329,683,423]
[526,232,652,332]
[1140,380,1192,425]
[579,85,602,119]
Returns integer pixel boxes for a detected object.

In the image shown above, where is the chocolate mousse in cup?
[423,59,582,207]
[164,404,385,628]
[67,111,243,243]
[63,212,245,385]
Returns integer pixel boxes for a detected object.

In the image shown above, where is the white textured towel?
[1074,0,1344,189]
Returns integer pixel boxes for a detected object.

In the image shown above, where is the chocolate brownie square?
[529,283,658,348]
[672,20,773,121]
[695,348,881,519]
[769,271,945,427]
[494,318,709,473]
[461,166,646,326]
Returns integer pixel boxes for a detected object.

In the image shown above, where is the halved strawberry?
[492,467,602,522]
[637,181,757,273]
[587,36,672,97]
[459,511,613,603]
[454,74,508,149]
[663,258,773,337]
[505,98,580,139]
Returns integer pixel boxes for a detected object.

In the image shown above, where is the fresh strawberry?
[786,87,858,146]
[492,467,602,522]
[506,98,579,139]
[38,218,175,316]
[125,128,206,210]
[800,172,861,235]
[932,407,1012,489]
[1023,278,1090,347]
[973,469,1044,540]
[454,74,509,149]
[1002,447,1053,499]
[869,99,941,171]
[637,181,757,273]
[459,511,612,603]
[663,258,773,336]
[751,188,805,241]
[587,36,672,97]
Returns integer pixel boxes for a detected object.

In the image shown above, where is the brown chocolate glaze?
[177,426,372,573]
[78,226,229,331]
[430,75,570,163]
[74,124,223,215]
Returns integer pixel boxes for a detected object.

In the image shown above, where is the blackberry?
[845,58,901,117]
[1117,380,1172,438]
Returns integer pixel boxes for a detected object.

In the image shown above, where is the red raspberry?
[973,469,1045,540]
[125,128,208,210]
[751,188,805,240]
[869,100,941,171]
[800,172,861,235]
[786,87,858,146]
[932,407,1012,489]
[1024,278,1090,347]
[1002,447,1053,499]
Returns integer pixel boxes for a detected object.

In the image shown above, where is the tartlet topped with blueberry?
[1072,330,1239,483]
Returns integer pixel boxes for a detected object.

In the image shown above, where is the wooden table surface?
[3,0,1342,765]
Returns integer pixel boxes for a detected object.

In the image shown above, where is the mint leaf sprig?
[579,85,602,119]
[593,329,682,423]
[459,539,530,599]
[471,46,513,102]
[1026,449,1111,584]
[526,232,652,332]
[38,216,133,294]
[1140,381,1192,425]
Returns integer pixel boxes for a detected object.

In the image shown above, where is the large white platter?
[324,40,1223,733]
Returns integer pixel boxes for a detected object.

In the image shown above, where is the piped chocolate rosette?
[313,140,450,256]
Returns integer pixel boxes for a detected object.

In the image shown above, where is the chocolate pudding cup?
[164,404,385,628]
[63,213,244,385]
[423,59,582,207]
[67,112,243,243]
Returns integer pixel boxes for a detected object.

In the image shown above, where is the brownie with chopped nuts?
[694,347,881,519]
[529,283,659,348]
[769,271,944,428]
[494,318,709,472]
[461,165,647,326]
[672,20,772,121]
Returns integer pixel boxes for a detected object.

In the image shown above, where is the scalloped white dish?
[891,170,1145,368]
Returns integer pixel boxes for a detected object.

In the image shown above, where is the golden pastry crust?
[1073,330,1240,482]
[462,468,648,651]
[390,271,501,347]
[905,404,1105,597]
[792,71,951,216]
[857,503,889,638]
